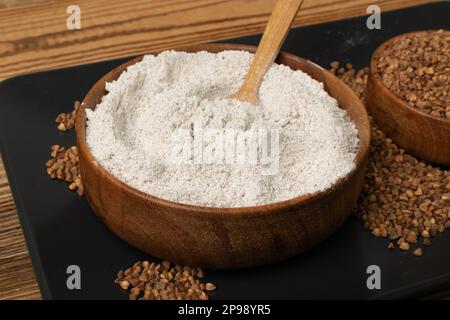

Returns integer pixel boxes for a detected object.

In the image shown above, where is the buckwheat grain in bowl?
[375,29,449,120]
[76,44,370,268]
[367,30,450,166]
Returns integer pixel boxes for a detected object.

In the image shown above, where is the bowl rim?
[76,43,370,216]
[369,29,450,125]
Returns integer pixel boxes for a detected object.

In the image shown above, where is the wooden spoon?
[229,0,304,105]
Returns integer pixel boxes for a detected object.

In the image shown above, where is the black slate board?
[1,2,449,300]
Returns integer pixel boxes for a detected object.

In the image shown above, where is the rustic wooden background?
[0,0,438,300]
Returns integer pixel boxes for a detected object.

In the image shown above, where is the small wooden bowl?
[366,31,450,166]
[76,43,370,268]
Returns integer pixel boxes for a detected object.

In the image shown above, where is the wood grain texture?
[366,31,450,166]
[0,0,438,299]
[0,161,40,300]
[76,43,370,268]
[0,0,437,80]
[0,0,47,8]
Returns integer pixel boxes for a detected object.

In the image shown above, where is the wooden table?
[0,0,438,300]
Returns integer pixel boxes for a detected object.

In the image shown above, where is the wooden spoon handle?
[230,0,304,105]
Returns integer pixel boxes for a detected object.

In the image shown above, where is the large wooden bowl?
[366,31,450,166]
[76,43,370,269]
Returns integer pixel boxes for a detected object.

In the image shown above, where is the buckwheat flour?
[86,50,358,207]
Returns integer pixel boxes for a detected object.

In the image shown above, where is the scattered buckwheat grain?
[48,101,83,195]
[413,248,423,257]
[46,145,83,196]
[115,260,215,300]
[330,62,450,256]
[56,101,80,131]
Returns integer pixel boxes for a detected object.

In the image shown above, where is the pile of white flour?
[86,50,359,207]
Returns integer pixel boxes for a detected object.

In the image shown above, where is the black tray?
[1,2,449,300]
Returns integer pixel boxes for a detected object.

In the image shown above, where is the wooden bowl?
[366,31,450,166]
[76,43,370,268]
